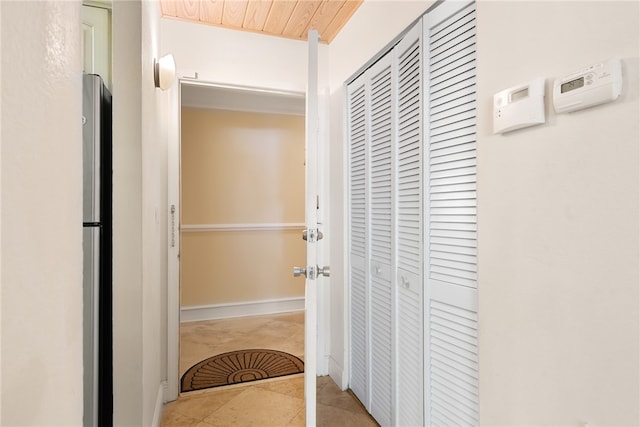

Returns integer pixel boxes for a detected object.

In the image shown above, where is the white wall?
[112,2,143,423]
[328,0,433,90]
[141,1,168,425]
[476,1,639,425]
[113,0,167,424]
[0,1,84,424]
[326,0,435,388]
[330,1,639,424]
[161,18,313,92]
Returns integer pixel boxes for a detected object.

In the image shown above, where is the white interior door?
[165,30,323,424]
[81,4,111,90]
[424,1,479,425]
[302,29,320,427]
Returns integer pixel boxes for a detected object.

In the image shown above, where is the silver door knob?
[293,267,307,277]
[317,265,330,277]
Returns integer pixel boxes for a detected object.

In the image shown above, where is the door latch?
[293,266,316,279]
[302,228,324,242]
[292,265,330,280]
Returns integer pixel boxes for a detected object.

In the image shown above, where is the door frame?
[165,77,329,402]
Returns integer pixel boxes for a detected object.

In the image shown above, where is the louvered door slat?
[431,101,477,126]
[397,30,423,275]
[431,148,476,166]
[425,1,479,426]
[395,20,424,427]
[431,36,476,72]
[430,180,476,193]
[430,76,476,105]
[368,53,394,427]
[348,75,369,407]
[431,85,475,112]
[429,127,476,146]
[430,156,476,172]
[431,95,476,121]
[429,196,476,208]
[430,9,476,52]
[431,220,477,231]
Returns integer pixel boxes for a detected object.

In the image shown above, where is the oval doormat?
[181,349,304,392]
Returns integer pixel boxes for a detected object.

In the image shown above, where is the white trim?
[161,380,169,403]
[151,382,165,427]
[342,81,352,396]
[180,78,305,99]
[329,355,347,390]
[181,223,305,232]
[304,29,320,427]
[83,0,113,10]
[180,297,305,323]
[166,78,181,402]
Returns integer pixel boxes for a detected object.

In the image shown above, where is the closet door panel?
[424,1,479,426]
[367,54,394,427]
[396,27,423,276]
[348,74,369,407]
[394,20,424,427]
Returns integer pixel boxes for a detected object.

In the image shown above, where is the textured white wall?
[113,0,167,424]
[0,1,83,424]
[112,2,144,423]
[476,2,639,425]
[141,1,167,424]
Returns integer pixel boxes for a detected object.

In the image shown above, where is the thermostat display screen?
[561,77,584,93]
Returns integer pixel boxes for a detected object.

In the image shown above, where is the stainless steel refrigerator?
[82,74,113,426]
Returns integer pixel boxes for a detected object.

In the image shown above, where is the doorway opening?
[176,81,307,392]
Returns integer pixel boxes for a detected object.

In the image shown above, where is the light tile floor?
[160,312,378,427]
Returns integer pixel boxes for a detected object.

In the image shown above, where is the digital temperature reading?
[561,77,584,93]
[553,58,622,113]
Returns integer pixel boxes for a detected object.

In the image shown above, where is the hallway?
[160,312,378,426]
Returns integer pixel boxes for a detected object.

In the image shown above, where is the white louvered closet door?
[394,20,424,427]
[367,53,395,427]
[424,1,479,426]
[348,73,369,409]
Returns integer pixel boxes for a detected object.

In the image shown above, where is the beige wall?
[181,108,305,307]
[476,2,639,425]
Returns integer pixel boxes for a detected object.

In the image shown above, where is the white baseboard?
[181,297,305,323]
[329,355,347,391]
[151,382,165,427]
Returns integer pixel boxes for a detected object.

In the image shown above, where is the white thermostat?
[553,58,622,113]
[493,77,546,134]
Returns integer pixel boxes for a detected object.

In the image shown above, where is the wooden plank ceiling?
[159,0,363,44]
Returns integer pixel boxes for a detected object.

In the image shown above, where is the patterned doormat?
[181,349,304,392]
